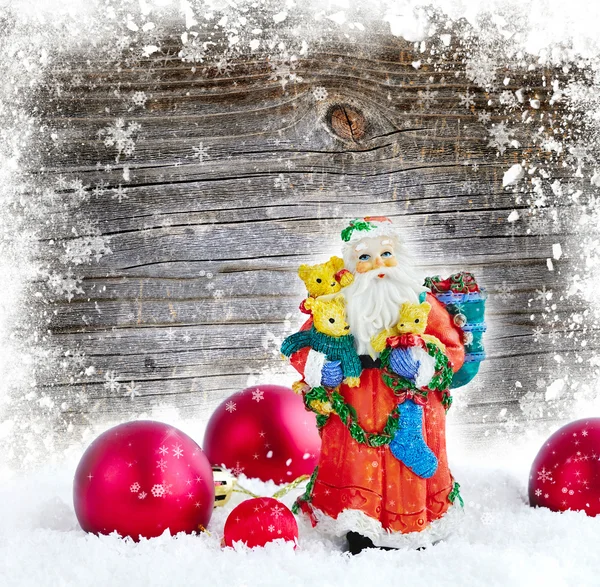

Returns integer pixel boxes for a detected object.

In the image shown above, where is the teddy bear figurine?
[371,301,445,354]
[281,296,361,391]
[297,256,353,313]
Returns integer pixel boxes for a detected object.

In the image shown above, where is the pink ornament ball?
[529,417,600,516]
[203,385,321,484]
[223,497,298,548]
[74,420,214,540]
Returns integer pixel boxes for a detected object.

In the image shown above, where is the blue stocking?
[390,400,438,479]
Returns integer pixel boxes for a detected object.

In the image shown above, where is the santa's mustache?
[344,265,422,297]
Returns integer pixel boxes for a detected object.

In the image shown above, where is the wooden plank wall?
[21,20,590,454]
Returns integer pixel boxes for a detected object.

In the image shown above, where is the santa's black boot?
[346,532,403,555]
[346,532,375,555]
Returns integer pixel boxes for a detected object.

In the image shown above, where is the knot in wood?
[329,105,365,142]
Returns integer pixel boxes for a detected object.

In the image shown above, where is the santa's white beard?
[343,266,425,358]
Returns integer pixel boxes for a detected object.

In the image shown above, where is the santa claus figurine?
[283,217,481,553]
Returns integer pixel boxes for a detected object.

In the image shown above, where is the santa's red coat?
[291,293,465,536]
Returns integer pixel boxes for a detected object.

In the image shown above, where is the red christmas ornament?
[203,385,321,484]
[223,497,298,548]
[73,420,214,540]
[529,418,600,516]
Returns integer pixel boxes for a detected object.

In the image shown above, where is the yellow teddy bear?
[297,256,354,299]
[371,301,446,353]
[282,296,362,394]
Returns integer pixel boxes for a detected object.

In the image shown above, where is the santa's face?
[351,236,399,275]
[343,235,424,357]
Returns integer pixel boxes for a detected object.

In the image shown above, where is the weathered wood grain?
[23,23,589,452]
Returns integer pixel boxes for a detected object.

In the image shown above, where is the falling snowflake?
[417,88,438,109]
[488,122,512,154]
[548,329,561,344]
[151,484,166,497]
[179,40,206,63]
[138,491,147,500]
[274,174,290,190]
[164,328,177,342]
[225,401,237,413]
[98,118,141,162]
[124,381,141,400]
[156,458,168,472]
[269,52,303,90]
[112,185,128,203]
[252,389,264,402]
[103,370,121,392]
[215,55,234,75]
[69,179,89,201]
[70,350,87,368]
[529,213,550,234]
[497,281,516,302]
[268,524,275,533]
[46,269,85,302]
[502,416,519,433]
[535,488,542,497]
[130,482,141,493]
[131,91,147,107]
[64,236,112,265]
[458,88,476,109]
[519,391,545,420]
[192,142,210,162]
[312,86,328,101]
[532,326,544,343]
[92,181,108,199]
[477,111,492,124]
[172,444,184,459]
[158,445,169,456]
[537,468,553,484]
[499,90,518,109]
[465,53,497,90]
[77,219,101,236]
[534,286,553,303]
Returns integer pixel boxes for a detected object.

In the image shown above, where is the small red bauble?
[73,420,214,540]
[203,385,321,484]
[223,497,298,548]
[529,417,600,516]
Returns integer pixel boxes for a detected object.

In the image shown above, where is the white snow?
[2,437,599,586]
[545,378,565,401]
[553,243,563,260]
[503,164,525,187]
